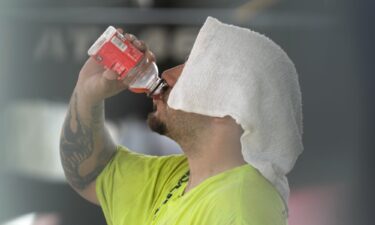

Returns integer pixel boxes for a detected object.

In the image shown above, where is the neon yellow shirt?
[96,146,287,225]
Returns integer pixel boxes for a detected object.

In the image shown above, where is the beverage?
[87,26,167,96]
[128,88,149,94]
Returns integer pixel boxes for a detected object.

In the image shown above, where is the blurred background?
[0,0,373,225]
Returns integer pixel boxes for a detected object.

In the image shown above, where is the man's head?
[147,64,222,145]
[151,17,303,205]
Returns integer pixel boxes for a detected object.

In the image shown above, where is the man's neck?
[180,129,246,194]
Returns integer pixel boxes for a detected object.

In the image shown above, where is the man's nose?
[161,64,184,86]
[161,69,178,87]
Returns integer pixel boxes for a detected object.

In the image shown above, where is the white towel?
[168,17,303,207]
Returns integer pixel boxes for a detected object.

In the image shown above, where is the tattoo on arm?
[60,92,115,190]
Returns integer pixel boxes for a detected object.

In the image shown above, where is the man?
[60,17,303,225]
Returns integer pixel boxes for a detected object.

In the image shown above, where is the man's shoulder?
[116,145,188,167]
[195,166,287,224]
[203,164,284,206]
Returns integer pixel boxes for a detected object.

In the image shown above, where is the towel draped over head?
[167,17,304,208]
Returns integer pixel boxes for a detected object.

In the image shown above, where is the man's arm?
[59,30,153,205]
[60,89,115,205]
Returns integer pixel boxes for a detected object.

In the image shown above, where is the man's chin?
[147,112,167,135]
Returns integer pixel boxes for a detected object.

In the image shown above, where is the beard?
[147,110,167,135]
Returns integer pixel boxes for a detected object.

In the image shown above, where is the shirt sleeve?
[96,145,188,225]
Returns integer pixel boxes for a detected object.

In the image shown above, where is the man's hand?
[76,29,155,104]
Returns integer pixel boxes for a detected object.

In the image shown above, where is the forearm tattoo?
[60,92,115,190]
